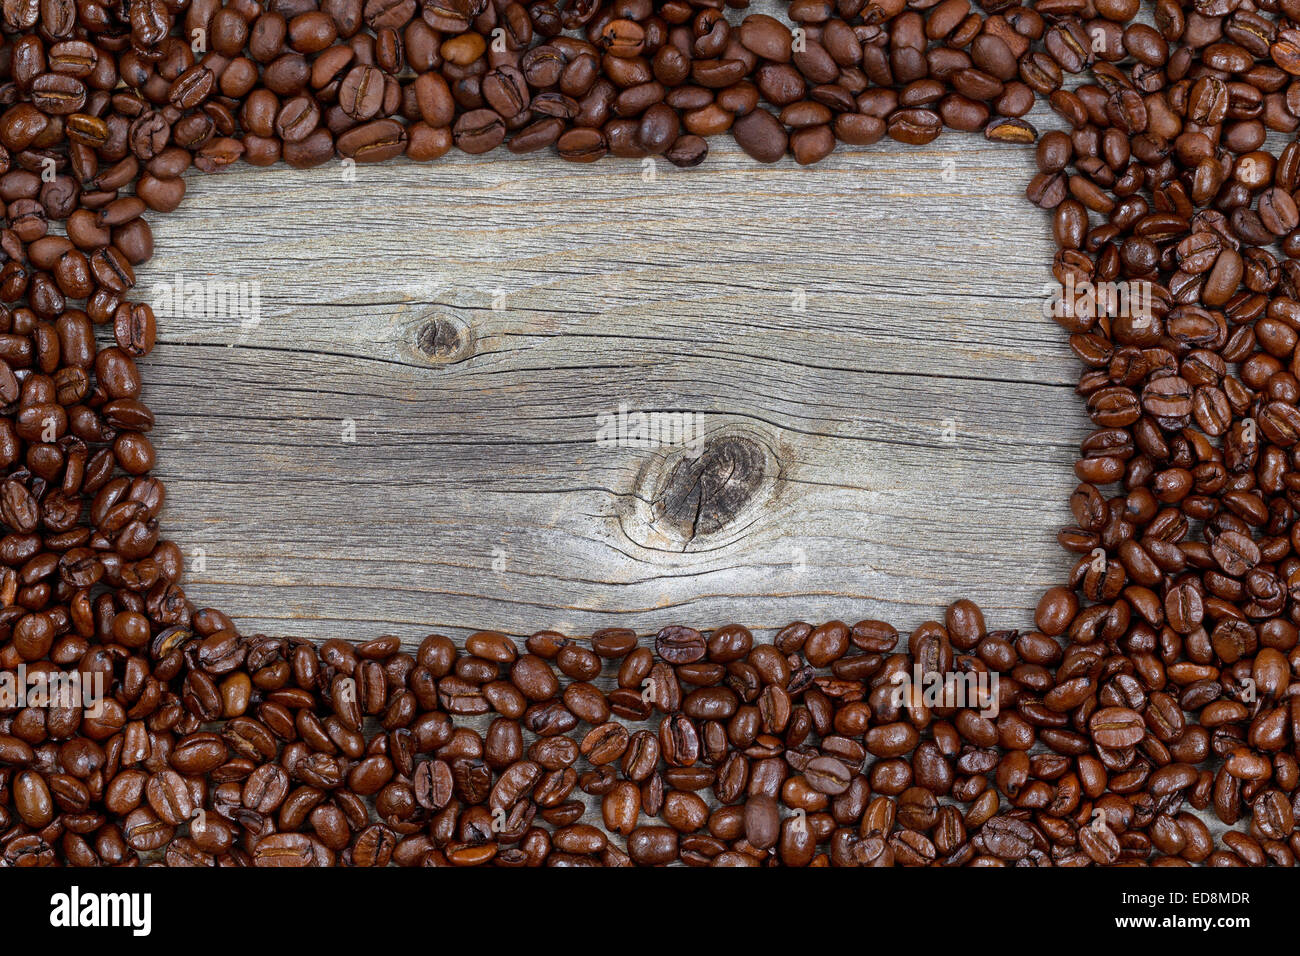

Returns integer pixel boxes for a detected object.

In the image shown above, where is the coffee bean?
[655,625,705,665]
[338,65,385,122]
[887,108,942,145]
[805,756,852,795]
[732,109,788,163]
[555,127,607,163]
[253,832,334,867]
[1090,707,1147,748]
[453,109,505,154]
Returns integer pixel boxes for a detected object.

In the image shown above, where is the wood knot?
[413,313,474,364]
[622,430,779,550]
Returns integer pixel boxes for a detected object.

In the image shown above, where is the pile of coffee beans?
[1,0,1300,866]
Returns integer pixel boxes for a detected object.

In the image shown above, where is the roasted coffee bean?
[732,108,787,163]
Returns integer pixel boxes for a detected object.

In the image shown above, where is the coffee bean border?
[0,0,1297,867]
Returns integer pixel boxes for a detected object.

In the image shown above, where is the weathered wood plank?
[137,109,1089,645]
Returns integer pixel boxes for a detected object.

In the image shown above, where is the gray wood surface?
[137,91,1089,646]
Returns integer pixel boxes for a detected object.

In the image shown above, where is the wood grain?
[137,99,1090,646]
